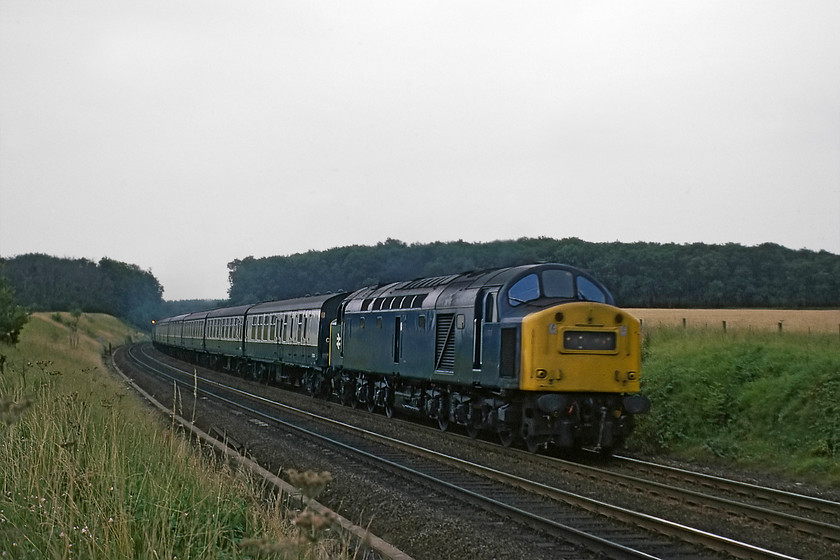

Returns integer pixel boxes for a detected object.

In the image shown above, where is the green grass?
[631,327,840,485]
[0,314,349,558]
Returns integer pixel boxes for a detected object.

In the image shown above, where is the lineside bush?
[0,313,351,558]
[631,327,840,485]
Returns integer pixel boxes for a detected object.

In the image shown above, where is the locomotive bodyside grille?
[435,313,456,371]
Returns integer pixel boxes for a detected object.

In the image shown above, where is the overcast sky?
[1,1,838,300]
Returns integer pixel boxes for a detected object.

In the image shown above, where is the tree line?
[1,239,836,336]
[227,238,839,309]
[0,254,164,328]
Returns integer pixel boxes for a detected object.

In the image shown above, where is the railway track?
[121,343,838,559]
[608,454,840,539]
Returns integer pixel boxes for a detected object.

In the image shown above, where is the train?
[152,263,650,453]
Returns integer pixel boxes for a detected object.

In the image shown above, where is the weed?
[1,313,352,559]
[0,393,33,429]
[631,327,840,485]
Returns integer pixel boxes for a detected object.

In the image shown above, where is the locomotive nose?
[520,302,643,393]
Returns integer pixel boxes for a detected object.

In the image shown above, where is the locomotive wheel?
[466,404,482,438]
[525,436,543,454]
[498,427,515,447]
[382,384,395,418]
[305,374,319,397]
[340,379,356,407]
[360,381,374,412]
[437,415,449,432]
[436,393,450,431]
[466,423,480,439]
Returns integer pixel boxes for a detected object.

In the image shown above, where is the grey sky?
[1,1,838,300]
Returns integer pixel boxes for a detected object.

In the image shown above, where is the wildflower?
[293,510,332,535]
[285,469,333,500]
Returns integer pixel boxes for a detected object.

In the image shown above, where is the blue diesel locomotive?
[152,263,649,452]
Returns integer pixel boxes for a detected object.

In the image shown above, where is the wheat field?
[627,308,840,334]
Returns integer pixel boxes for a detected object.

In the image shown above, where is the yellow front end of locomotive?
[519,302,642,393]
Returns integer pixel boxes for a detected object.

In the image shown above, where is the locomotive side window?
[484,291,497,322]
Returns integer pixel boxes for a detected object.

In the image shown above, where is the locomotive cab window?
[508,269,607,306]
[508,274,540,306]
[542,270,575,299]
[576,276,607,303]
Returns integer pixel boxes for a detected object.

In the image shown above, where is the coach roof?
[248,293,348,315]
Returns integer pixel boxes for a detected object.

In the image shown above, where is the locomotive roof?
[343,263,604,312]
[355,264,563,297]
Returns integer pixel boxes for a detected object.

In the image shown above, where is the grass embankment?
[1,313,346,558]
[632,326,840,486]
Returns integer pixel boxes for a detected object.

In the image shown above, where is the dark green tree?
[0,255,164,329]
[225,238,839,309]
[0,269,29,346]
